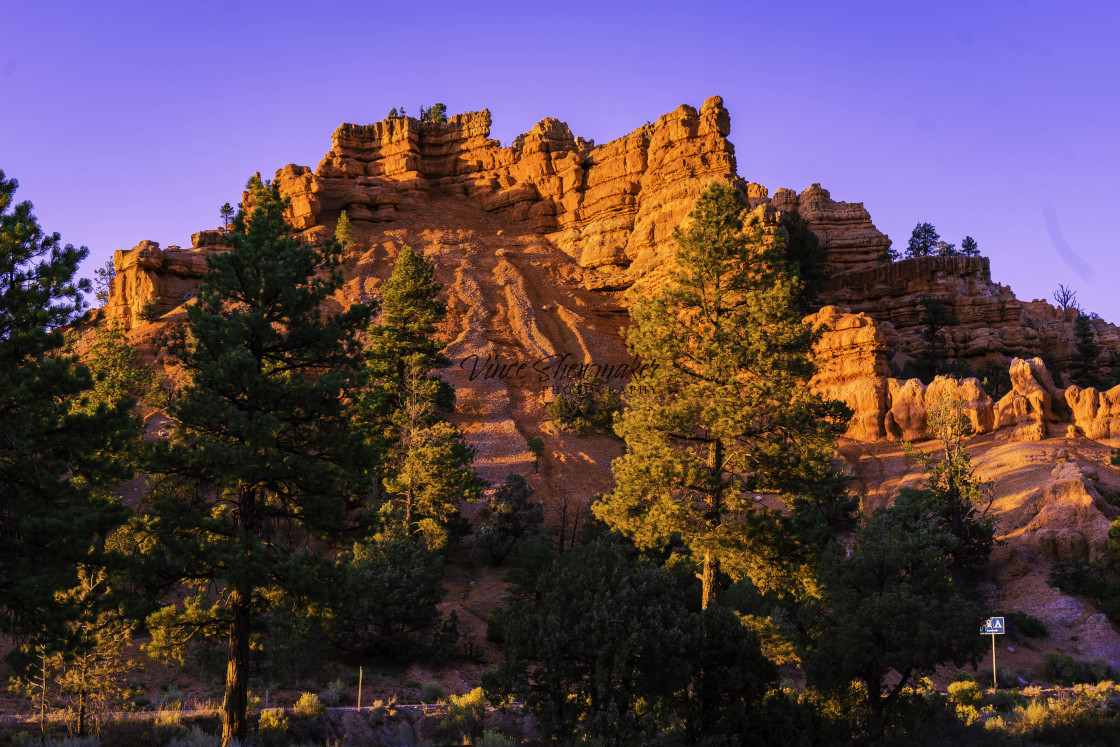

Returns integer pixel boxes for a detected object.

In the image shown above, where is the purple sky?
[3,1,1118,322]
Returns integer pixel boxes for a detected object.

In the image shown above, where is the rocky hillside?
[97,97,1120,674]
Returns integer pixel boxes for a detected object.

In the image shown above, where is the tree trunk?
[221,589,252,747]
[700,437,724,610]
[701,552,720,610]
[38,649,47,733]
[77,662,87,737]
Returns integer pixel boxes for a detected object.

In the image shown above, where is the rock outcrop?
[761,183,892,274]
[821,255,1120,377]
[1005,462,1119,564]
[106,231,224,329]
[807,307,890,441]
[276,97,737,291]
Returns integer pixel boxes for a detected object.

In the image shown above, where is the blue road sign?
[981,617,1005,635]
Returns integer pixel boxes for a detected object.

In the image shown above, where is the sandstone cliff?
[105,99,1120,449]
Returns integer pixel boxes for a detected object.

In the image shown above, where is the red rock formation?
[821,255,1120,376]
[766,183,892,274]
[106,231,224,329]
[807,306,890,441]
[276,97,737,291]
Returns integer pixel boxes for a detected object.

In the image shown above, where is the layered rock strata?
[822,255,1120,375]
[106,231,224,329]
[276,97,738,291]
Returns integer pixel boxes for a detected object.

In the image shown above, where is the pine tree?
[334,209,354,246]
[778,209,828,313]
[364,245,453,419]
[960,235,979,256]
[92,258,115,305]
[144,177,374,746]
[52,567,134,737]
[476,474,544,565]
[1072,311,1101,388]
[807,492,982,740]
[593,183,851,609]
[906,222,940,257]
[358,246,479,545]
[902,386,994,572]
[0,170,135,669]
[219,202,234,229]
[379,365,482,548]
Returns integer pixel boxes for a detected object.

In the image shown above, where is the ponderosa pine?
[0,170,135,674]
[593,183,850,609]
[144,177,373,746]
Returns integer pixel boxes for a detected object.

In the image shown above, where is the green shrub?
[420,681,445,703]
[1008,611,1048,638]
[1044,653,1081,685]
[545,373,622,435]
[137,300,160,323]
[486,606,507,644]
[435,687,488,741]
[317,678,346,706]
[152,706,186,743]
[475,730,516,747]
[1049,558,1107,596]
[950,671,975,683]
[293,691,326,719]
[947,680,982,707]
[329,537,449,661]
[257,708,289,745]
[165,726,222,747]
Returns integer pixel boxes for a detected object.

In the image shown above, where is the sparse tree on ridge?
[92,258,116,305]
[420,103,448,123]
[593,183,852,610]
[219,201,234,229]
[1054,282,1078,312]
[907,222,940,257]
[960,235,979,256]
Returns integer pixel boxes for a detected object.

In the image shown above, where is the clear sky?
[3,1,1118,321]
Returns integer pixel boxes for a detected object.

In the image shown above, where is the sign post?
[980,617,1005,689]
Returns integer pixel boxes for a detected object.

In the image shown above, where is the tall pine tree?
[593,184,851,609]
[0,170,135,669]
[144,177,374,745]
[360,246,481,547]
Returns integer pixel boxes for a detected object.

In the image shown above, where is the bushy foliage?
[544,372,622,435]
[329,536,449,661]
[435,687,487,742]
[485,536,775,744]
[1008,610,1048,639]
[419,103,448,122]
[420,681,446,703]
[475,474,543,565]
[806,491,983,739]
[1048,557,1106,596]
[74,321,155,415]
[292,692,325,719]
[256,708,289,745]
